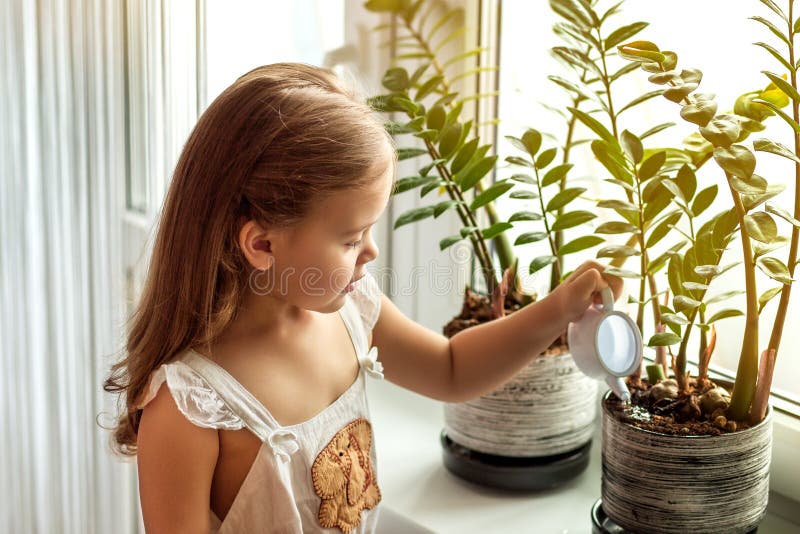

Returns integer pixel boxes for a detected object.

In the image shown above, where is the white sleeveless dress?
[138,273,385,534]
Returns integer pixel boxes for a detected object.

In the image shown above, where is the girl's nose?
[359,232,379,264]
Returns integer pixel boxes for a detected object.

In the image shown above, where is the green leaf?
[744,212,778,243]
[433,200,461,218]
[505,155,534,168]
[755,44,794,73]
[482,222,513,240]
[764,71,800,103]
[754,236,788,259]
[508,210,542,222]
[759,0,788,22]
[381,67,409,91]
[603,267,641,279]
[407,63,431,87]
[706,309,745,323]
[701,116,742,148]
[682,281,709,291]
[460,226,477,238]
[522,129,543,157]
[730,174,768,195]
[470,182,514,210]
[743,184,787,211]
[648,332,682,347]
[440,235,463,251]
[661,313,689,326]
[598,199,638,212]
[438,123,464,159]
[759,286,783,312]
[394,205,435,229]
[691,185,718,217]
[597,245,640,258]
[674,295,701,314]
[426,105,446,132]
[570,108,616,144]
[667,255,684,298]
[595,221,639,234]
[646,211,682,248]
[529,256,557,274]
[618,90,664,117]
[541,164,573,187]
[552,210,597,231]
[621,130,644,164]
[753,138,800,165]
[638,150,667,180]
[397,148,428,161]
[515,231,548,245]
[680,96,718,127]
[510,190,537,200]
[509,173,537,185]
[536,147,558,169]
[591,140,634,184]
[603,22,648,51]
[415,75,444,102]
[758,256,793,284]
[419,158,447,177]
[394,175,438,194]
[714,145,756,179]
[458,155,498,191]
[558,235,604,256]
[546,187,586,212]
[640,122,675,140]
[450,138,479,174]
[753,97,800,133]
[766,203,800,227]
[384,121,416,135]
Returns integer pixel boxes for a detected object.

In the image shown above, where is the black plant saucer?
[439,431,591,492]
[591,499,758,534]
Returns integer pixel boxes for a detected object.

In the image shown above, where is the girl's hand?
[551,260,624,323]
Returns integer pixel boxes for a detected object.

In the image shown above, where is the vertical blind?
[0,0,201,532]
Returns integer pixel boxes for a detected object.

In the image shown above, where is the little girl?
[105,63,621,534]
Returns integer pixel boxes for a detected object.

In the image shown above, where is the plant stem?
[726,174,760,420]
[534,166,559,263]
[424,139,497,294]
[767,0,800,357]
[405,15,509,291]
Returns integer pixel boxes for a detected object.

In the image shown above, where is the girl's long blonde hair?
[104,63,392,455]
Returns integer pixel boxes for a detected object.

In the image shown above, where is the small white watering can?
[567,287,642,402]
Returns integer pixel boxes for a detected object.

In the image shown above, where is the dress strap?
[181,351,281,442]
[341,296,384,381]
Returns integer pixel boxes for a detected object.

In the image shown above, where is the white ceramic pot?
[444,351,597,457]
[600,390,772,534]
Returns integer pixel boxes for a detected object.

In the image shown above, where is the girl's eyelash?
[348,239,363,248]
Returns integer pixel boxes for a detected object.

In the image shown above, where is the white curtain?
[0,0,201,532]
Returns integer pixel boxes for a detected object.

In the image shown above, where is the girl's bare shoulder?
[137,383,219,533]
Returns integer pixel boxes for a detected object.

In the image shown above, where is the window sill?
[369,379,800,533]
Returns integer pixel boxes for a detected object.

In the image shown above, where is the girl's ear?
[238,219,276,271]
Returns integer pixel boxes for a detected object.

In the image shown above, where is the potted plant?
[567,0,797,530]
[364,0,603,490]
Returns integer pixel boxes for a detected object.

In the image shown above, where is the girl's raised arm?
[137,384,219,533]
[372,262,622,402]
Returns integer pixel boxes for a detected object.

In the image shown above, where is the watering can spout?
[605,375,631,404]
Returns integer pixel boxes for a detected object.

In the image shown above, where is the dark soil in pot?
[605,377,753,436]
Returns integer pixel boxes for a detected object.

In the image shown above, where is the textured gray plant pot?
[601,390,772,534]
[444,351,597,457]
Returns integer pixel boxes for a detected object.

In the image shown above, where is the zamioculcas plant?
[504,129,601,293]
[365,0,519,303]
[548,0,684,357]
[619,20,798,424]
[365,0,602,490]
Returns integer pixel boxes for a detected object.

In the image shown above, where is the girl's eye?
[347,239,363,249]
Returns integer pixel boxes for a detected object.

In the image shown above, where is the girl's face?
[267,158,394,314]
